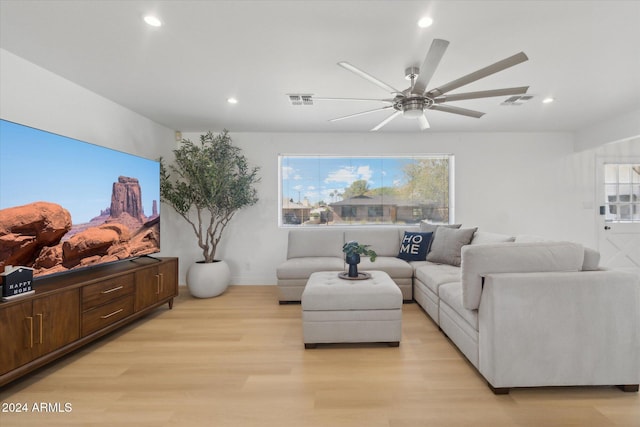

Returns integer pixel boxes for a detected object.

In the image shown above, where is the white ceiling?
[1,0,639,133]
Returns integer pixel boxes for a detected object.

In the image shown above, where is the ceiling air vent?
[501,95,534,106]
[287,94,314,106]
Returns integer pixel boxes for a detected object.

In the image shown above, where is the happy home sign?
[1,266,35,301]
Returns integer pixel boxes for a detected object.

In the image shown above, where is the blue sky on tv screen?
[281,156,415,204]
[0,120,160,224]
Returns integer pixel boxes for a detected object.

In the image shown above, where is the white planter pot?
[186,260,231,298]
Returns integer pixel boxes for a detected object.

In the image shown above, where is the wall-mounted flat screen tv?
[0,119,161,281]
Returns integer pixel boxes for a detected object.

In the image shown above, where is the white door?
[596,158,640,269]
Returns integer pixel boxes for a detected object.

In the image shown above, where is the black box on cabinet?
[1,266,35,301]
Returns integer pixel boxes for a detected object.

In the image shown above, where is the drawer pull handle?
[101,308,124,319]
[101,285,124,294]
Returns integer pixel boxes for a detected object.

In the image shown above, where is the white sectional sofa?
[277,228,414,302]
[277,225,640,393]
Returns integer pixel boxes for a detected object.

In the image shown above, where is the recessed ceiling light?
[542,97,555,104]
[417,17,433,28]
[227,98,238,104]
[144,15,162,27]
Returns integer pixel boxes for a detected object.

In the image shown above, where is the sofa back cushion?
[461,241,585,310]
[514,234,548,243]
[470,231,515,245]
[287,229,344,259]
[582,247,601,270]
[515,235,601,271]
[344,228,400,257]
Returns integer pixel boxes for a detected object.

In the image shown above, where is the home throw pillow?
[426,227,478,266]
[397,231,433,261]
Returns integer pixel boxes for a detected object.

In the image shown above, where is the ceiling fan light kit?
[401,97,429,118]
[315,38,530,131]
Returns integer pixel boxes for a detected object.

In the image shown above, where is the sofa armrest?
[461,242,584,310]
[478,270,640,389]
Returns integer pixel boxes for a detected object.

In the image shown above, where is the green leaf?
[159,131,261,261]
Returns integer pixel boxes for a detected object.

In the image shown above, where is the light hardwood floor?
[1,285,638,427]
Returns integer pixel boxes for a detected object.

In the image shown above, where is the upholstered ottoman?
[301,271,402,348]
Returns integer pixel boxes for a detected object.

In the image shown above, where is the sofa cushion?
[277,257,345,280]
[414,262,461,295]
[471,231,515,245]
[426,227,477,266]
[514,234,600,271]
[287,229,344,259]
[460,241,585,310]
[344,228,401,257]
[439,282,478,331]
[514,234,548,243]
[358,256,414,278]
[397,231,433,261]
[582,247,600,271]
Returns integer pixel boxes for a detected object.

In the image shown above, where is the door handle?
[604,226,611,230]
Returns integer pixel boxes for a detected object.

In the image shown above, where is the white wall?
[574,109,640,152]
[0,49,175,160]
[173,130,611,285]
[0,48,179,259]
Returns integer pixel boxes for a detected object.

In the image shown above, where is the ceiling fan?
[314,39,529,131]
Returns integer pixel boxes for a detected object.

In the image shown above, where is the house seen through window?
[279,155,453,226]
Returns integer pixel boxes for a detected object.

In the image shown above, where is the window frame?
[278,154,455,227]
[603,163,640,223]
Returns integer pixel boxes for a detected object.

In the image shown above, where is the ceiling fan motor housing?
[400,96,433,118]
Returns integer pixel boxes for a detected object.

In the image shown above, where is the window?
[368,206,383,218]
[603,163,640,222]
[279,155,453,226]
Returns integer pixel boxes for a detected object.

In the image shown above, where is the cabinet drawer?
[82,274,135,311]
[82,295,134,336]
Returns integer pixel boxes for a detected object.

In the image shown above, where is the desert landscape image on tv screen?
[0,119,161,279]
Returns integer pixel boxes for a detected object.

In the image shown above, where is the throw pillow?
[397,231,433,261]
[419,221,462,233]
[426,227,478,266]
[419,222,462,253]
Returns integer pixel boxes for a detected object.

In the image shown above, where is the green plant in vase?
[342,241,377,277]
[160,130,260,297]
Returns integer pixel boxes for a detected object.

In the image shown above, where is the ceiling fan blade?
[412,39,449,95]
[430,104,485,118]
[434,86,529,103]
[371,111,401,131]
[338,62,401,95]
[329,105,394,122]
[417,114,430,130]
[314,96,394,103]
[427,52,528,97]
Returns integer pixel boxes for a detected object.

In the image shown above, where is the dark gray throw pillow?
[419,222,462,253]
[426,227,478,266]
[419,222,462,233]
